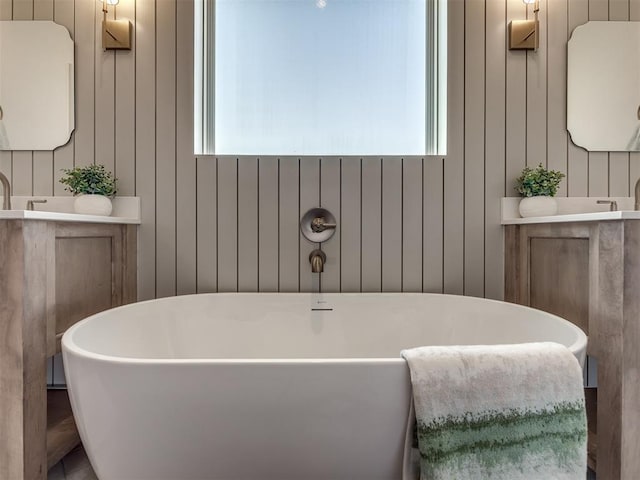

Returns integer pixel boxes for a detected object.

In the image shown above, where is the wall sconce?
[99,0,132,50]
[508,0,539,51]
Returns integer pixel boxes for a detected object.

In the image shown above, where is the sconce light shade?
[99,0,131,50]
[103,19,132,50]
[508,0,540,50]
[509,19,538,50]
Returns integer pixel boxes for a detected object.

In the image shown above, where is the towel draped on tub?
[401,342,587,480]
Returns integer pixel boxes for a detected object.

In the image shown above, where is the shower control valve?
[311,216,336,233]
[300,208,337,243]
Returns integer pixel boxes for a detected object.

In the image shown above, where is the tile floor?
[47,446,97,480]
[48,446,597,480]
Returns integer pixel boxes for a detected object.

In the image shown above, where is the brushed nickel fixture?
[309,249,326,273]
[0,170,11,210]
[301,208,336,273]
[300,208,337,243]
[596,199,618,212]
[27,199,47,211]
[509,0,539,51]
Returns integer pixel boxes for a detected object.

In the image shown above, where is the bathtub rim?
[61,292,587,365]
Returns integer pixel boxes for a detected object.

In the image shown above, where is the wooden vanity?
[0,212,137,480]
[504,209,640,480]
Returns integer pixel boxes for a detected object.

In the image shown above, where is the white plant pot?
[519,196,558,218]
[74,194,113,216]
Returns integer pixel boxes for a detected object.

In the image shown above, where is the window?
[195,0,446,156]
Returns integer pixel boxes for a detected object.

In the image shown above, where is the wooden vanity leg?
[594,221,623,480]
[0,221,49,480]
[621,221,640,478]
[594,221,640,480]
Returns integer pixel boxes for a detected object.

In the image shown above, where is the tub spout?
[309,249,326,273]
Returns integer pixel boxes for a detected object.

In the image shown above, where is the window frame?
[194,0,447,156]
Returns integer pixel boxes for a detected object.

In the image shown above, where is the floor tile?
[47,446,97,480]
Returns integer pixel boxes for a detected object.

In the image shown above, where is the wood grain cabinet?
[505,220,640,480]
[0,219,137,480]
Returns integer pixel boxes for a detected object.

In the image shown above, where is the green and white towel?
[401,342,587,480]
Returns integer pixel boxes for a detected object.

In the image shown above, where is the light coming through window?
[195,0,446,156]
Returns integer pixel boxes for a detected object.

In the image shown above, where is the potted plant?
[59,164,117,216]
[515,163,565,218]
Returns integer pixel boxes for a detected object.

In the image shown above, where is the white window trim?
[194,0,447,156]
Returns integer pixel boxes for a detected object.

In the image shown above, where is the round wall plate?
[300,208,337,243]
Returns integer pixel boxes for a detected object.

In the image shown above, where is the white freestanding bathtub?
[62,293,587,480]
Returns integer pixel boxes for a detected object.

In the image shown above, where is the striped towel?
[401,342,587,480]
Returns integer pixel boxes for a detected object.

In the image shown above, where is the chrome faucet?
[0,170,11,210]
[635,177,640,210]
[309,249,326,273]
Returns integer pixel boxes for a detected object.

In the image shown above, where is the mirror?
[567,21,640,151]
[0,21,74,151]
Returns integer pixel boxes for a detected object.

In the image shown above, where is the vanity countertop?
[0,196,141,224]
[0,209,140,224]
[501,197,640,225]
[502,210,640,225]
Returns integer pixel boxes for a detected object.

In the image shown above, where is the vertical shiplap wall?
[2,0,637,300]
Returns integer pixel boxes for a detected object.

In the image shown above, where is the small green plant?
[59,164,117,196]
[515,163,565,197]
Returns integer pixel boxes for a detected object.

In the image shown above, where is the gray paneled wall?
[1,0,638,301]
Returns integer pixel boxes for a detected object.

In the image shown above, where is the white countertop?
[502,210,640,225]
[0,196,141,224]
[502,197,640,225]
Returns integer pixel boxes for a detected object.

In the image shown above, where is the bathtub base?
[66,359,412,480]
